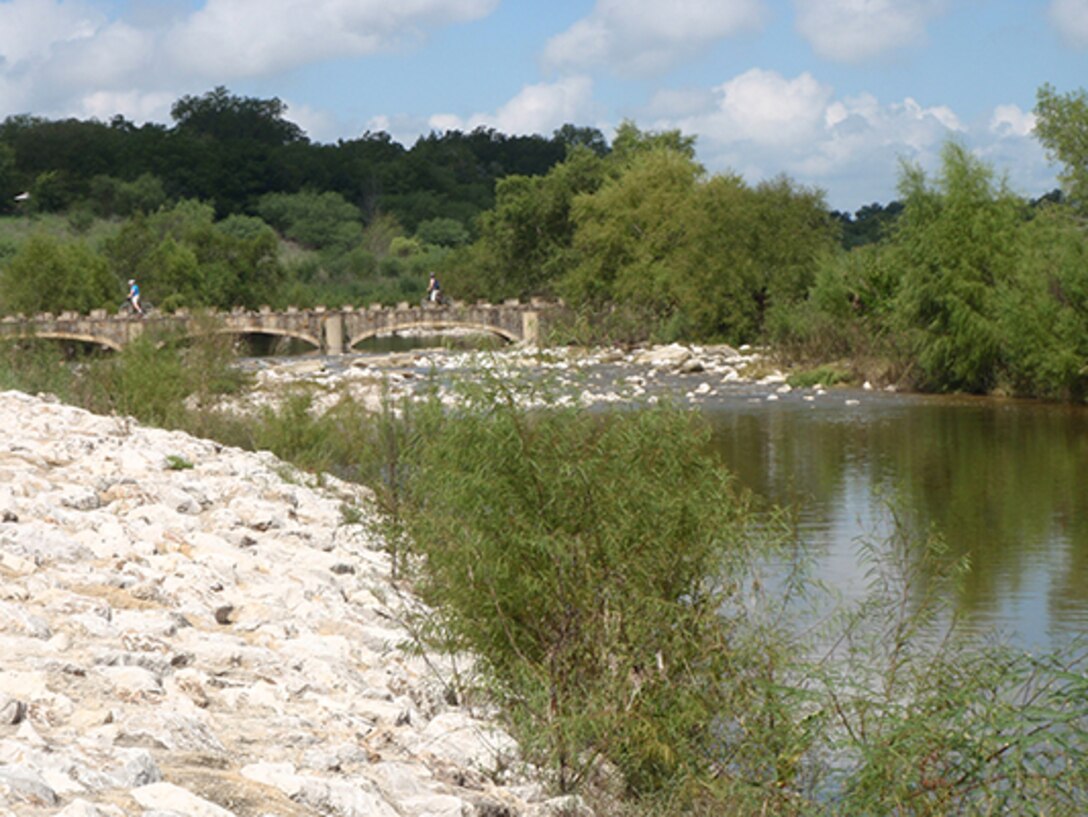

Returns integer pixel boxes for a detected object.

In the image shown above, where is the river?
[699,386,1088,652]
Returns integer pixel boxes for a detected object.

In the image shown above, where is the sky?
[1,0,1086,213]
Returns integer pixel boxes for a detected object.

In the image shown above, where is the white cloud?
[428,76,596,136]
[0,0,502,129]
[1048,0,1088,47]
[543,0,766,76]
[276,101,340,143]
[990,105,1036,139]
[79,90,176,124]
[704,69,833,146]
[0,0,103,67]
[649,70,1051,210]
[794,0,948,62]
[166,0,499,79]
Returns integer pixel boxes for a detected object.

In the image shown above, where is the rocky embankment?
[0,390,577,817]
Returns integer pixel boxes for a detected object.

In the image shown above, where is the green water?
[702,389,1088,650]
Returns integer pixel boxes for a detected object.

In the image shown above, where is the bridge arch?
[180,325,322,352]
[348,320,518,349]
[2,331,123,353]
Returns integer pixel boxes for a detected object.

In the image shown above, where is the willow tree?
[563,148,702,317]
[1034,84,1088,214]
[890,142,1023,393]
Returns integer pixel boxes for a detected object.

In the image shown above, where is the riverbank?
[0,390,584,817]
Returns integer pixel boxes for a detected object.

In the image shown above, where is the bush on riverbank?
[394,371,797,801]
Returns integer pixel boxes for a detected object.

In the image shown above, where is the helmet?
[128,279,135,285]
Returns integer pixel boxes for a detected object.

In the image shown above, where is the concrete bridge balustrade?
[0,300,564,355]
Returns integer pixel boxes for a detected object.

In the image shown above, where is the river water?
[698,386,1088,652]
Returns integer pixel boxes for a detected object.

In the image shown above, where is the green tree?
[0,233,117,315]
[1034,84,1088,213]
[609,120,698,165]
[170,85,306,146]
[462,146,607,299]
[560,150,836,342]
[103,200,282,310]
[563,147,702,316]
[0,142,17,212]
[891,142,1023,392]
[553,123,609,157]
[414,217,469,247]
[166,86,309,215]
[997,205,1088,399]
[87,173,167,217]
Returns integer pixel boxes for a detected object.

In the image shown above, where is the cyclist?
[126,279,143,315]
[426,272,442,304]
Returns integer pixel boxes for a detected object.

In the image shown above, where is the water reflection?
[702,391,1088,650]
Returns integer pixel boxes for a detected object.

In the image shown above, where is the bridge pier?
[322,313,344,355]
[521,311,540,346]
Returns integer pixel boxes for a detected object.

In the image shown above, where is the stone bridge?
[0,300,563,354]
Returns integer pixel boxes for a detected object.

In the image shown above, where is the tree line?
[447,84,1088,401]
[2,84,1087,400]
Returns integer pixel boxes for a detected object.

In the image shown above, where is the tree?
[997,205,1088,399]
[463,146,607,300]
[0,234,117,315]
[559,148,836,343]
[415,217,469,247]
[1034,84,1088,213]
[833,200,904,249]
[563,148,703,315]
[553,123,609,157]
[0,143,17,212]
[103,200,282,311]
[891,142,1023,392]
[609,120,698,166]
[170,86,306,146]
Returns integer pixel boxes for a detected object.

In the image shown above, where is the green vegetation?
[786,364,852,388]
[165,454,194,471]
[400,373,777,797]
[775,139,1088,400]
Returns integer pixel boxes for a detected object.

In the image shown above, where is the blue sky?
[1,0,1086,212]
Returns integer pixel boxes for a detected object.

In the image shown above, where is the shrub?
[398,372,783,797]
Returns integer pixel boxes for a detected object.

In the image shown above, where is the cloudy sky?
[1,0,1085,212]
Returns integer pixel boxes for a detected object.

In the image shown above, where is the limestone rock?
[0,390,563,817]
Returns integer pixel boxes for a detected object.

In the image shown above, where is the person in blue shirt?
[126,279,143,315]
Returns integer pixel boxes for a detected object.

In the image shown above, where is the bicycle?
[119,298,153,317]
[421,291,449,307]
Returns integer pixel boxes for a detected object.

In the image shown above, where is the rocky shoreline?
[0,389,583,817]
[222,341,819,418]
